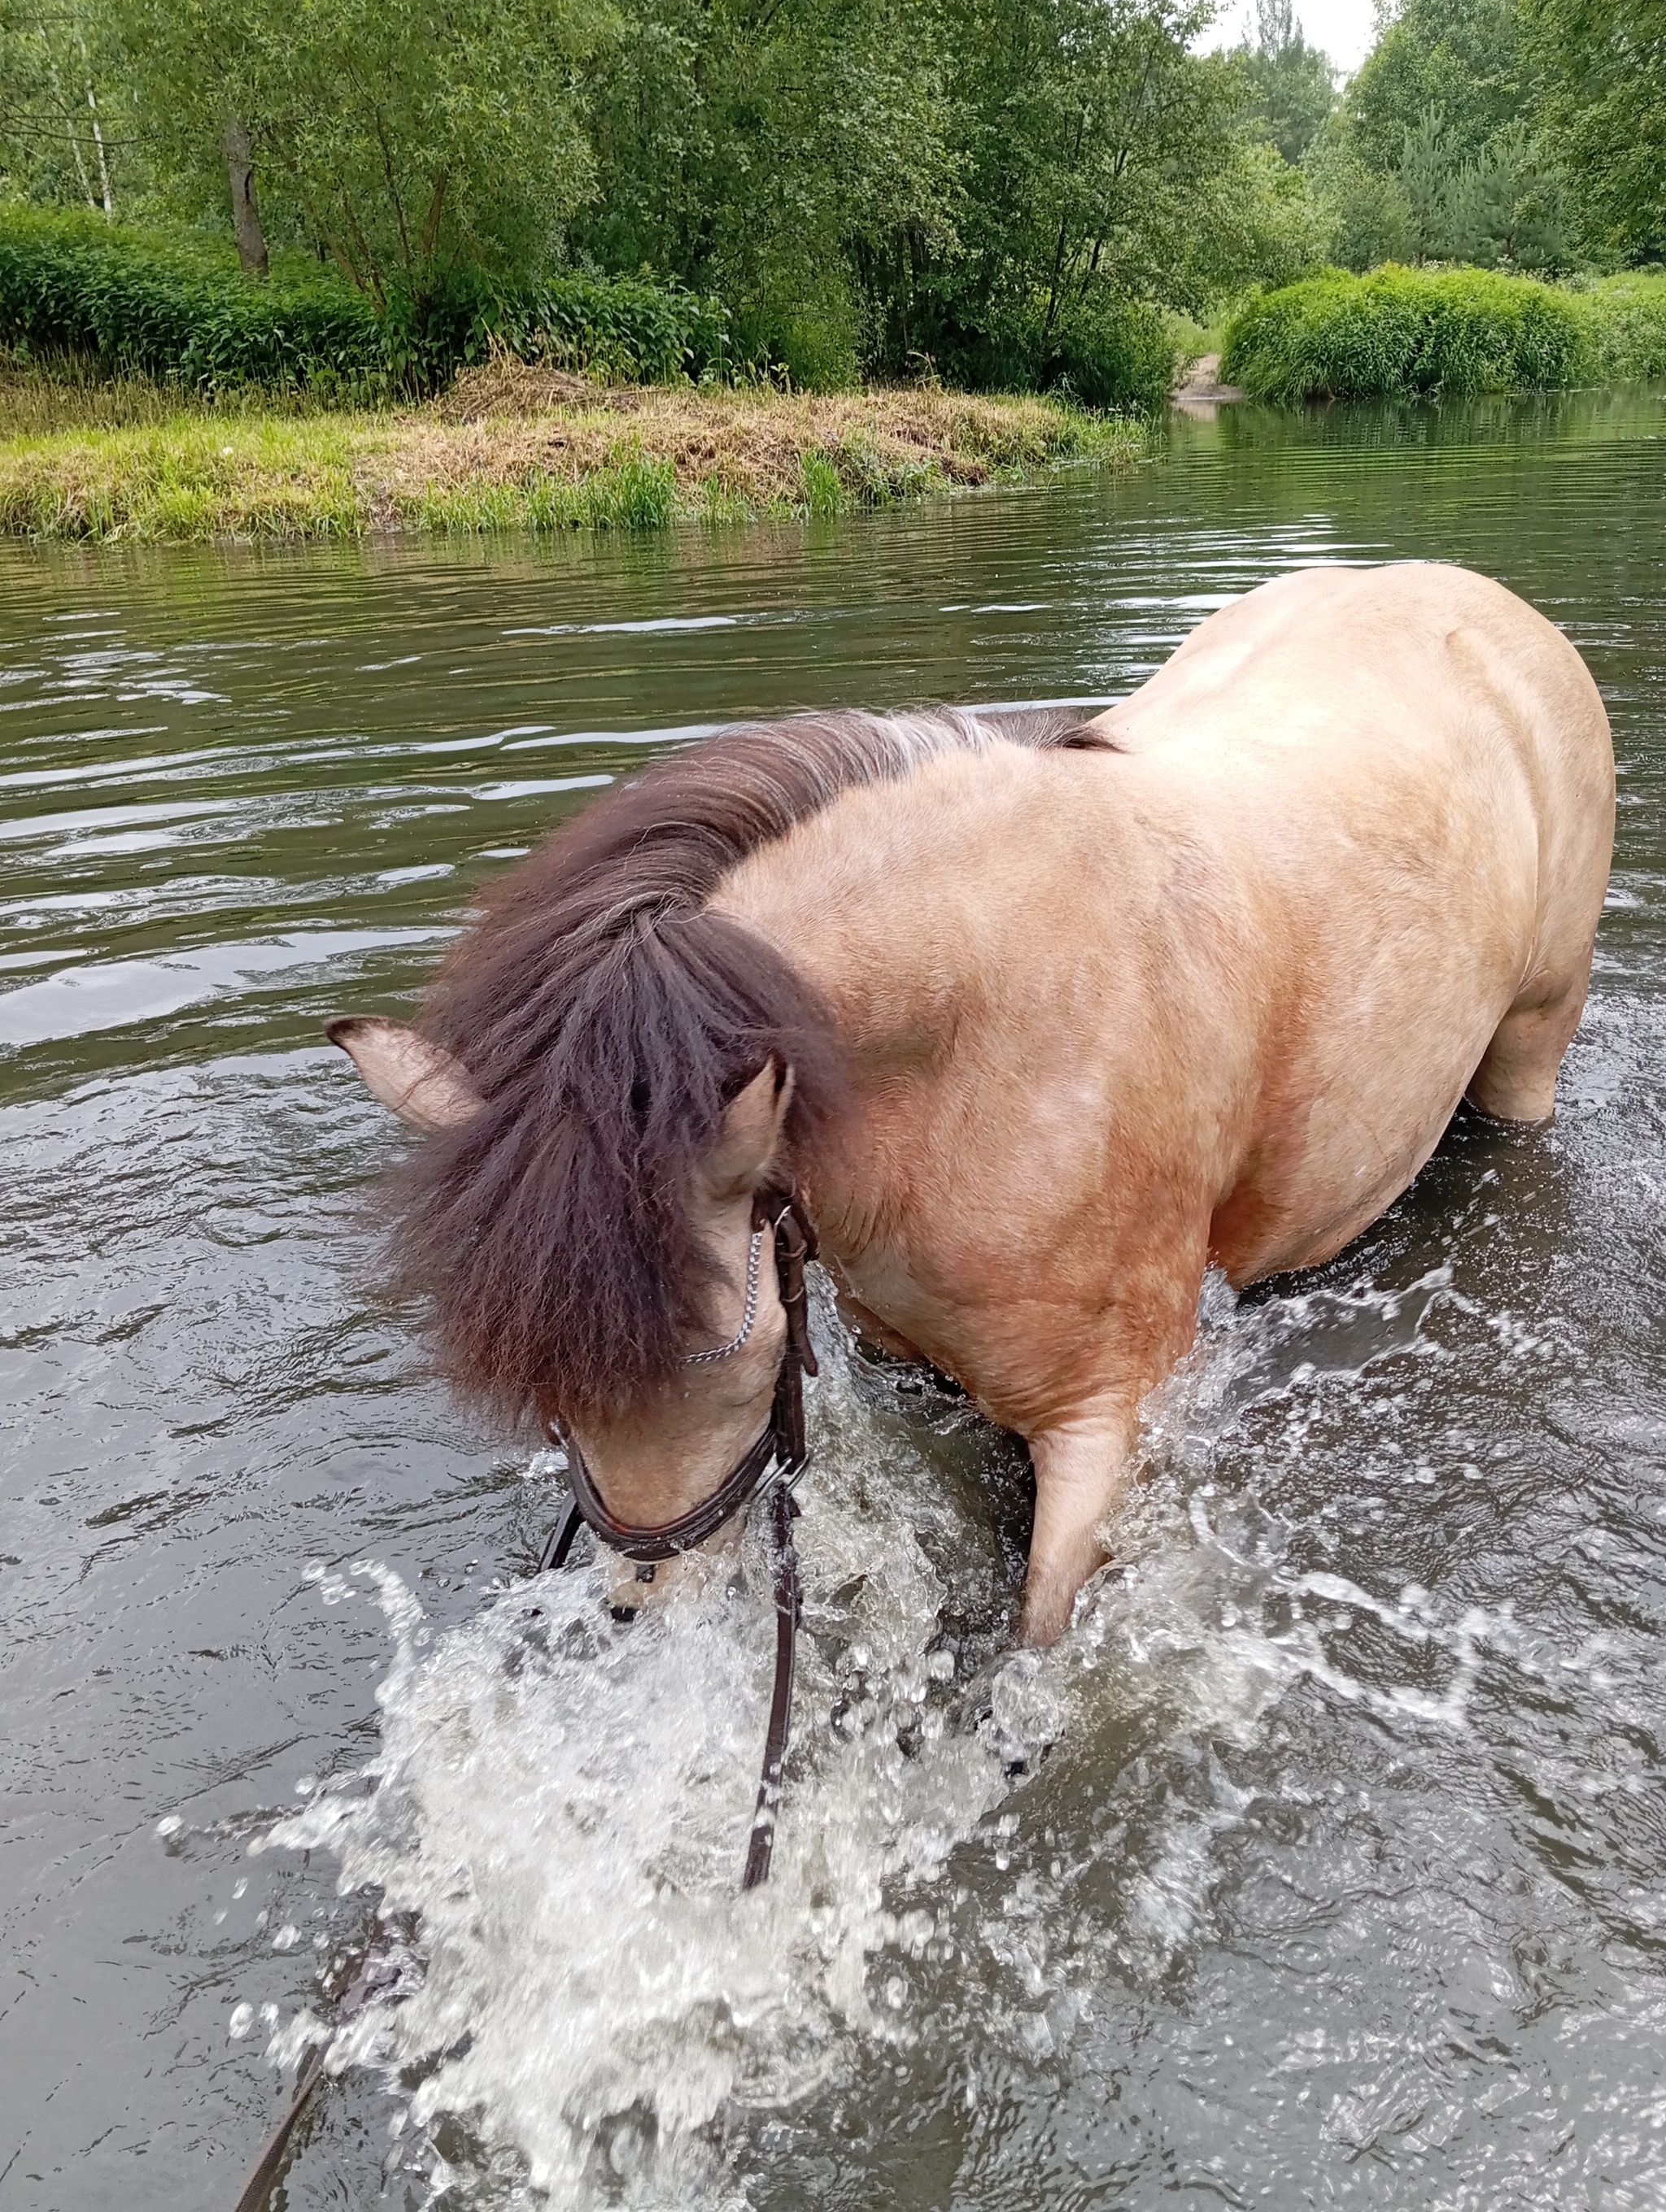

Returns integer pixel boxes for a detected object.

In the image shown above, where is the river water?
[2,388,1663,2212]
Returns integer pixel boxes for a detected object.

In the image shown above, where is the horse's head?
[329,1015,801,1607]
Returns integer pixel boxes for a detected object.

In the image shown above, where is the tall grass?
[0,386,1141,542]
[1575,273,1666,385]
[418,453,678,533]
[1222,267,1591,403]
[1221,266,1666,403]
[0,416,364,539]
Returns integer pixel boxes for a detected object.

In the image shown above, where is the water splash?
[255,1260,1559,2202]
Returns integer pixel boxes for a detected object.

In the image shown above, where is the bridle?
[537,1187,819,1889]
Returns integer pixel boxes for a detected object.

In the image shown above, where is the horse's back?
[1097,562,1613,1273]
[1101,562,1608,816]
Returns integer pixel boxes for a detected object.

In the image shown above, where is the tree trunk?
[76,39,113,217]
[225,120,269,280]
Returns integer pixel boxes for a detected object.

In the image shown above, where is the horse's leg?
[1465,964,1592,1124]
[1019,1400,1141,1646]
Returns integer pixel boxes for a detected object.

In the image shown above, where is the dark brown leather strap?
[229,1952,399,2212]
[231,2046,326,2212]
[743,1480,801,1888]
[559,1417,778,1561]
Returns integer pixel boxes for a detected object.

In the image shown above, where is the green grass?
[0,414,364,538]
[419,453,678,533]
[1222,266,1596,403]
[0,382,1143,542]
[1574,272,1666,385]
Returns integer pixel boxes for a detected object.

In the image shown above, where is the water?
[1,387,1663,2211]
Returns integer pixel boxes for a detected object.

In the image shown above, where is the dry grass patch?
[0,361,1144,542]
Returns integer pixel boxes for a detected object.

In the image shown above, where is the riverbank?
[0,364,1144,542]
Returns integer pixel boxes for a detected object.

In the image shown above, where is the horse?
[328,562,1613,1648]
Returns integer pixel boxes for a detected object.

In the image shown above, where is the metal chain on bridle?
[230,1188,820,2212]
[536,1184,819,1890]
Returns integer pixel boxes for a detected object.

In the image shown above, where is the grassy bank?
[0,363,1142,542]
[1222,268,1666,403]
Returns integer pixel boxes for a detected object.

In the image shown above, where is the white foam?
[260,1263,1553,2200]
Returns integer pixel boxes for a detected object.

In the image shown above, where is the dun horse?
[330,564,1613,1646]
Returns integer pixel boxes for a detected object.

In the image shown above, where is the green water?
[1,387,1663,2211]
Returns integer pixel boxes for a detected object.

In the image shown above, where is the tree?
[0,1,129,215]
[578,0,956,386]
[1524,0,1666,262]
[1345,0,1527,177]
[579,0,1325,392]
[1236,0,1336,167]
[116,0,617,307]
[896,0,1257,382]
[1441,123,1570,270]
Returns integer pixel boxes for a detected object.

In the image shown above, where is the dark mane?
[384,703,1110,1429]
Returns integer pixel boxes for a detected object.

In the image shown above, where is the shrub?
[414,269,732,389]
[1222,264,1591,400]
[921,285,1175,412]
[0,209,385,390]
[1573,273,1666,385]
[1043,292,1177,411]
[0,207,731,395]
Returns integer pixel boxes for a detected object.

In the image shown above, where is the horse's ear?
[325,1016,485,1133]
[700,1060,795,1204]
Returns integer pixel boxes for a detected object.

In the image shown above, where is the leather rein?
[537,1187,819,1890]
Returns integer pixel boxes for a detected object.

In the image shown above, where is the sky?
[1197,0,1381,72]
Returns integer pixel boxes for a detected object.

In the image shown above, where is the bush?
[917,284,1175,411]
[1043,292,1177,411]
[1221,264,1591,400]
[412,269,732,389]
[0,208,385,390]
[0,207,731,395]
[1573,273,1666,385]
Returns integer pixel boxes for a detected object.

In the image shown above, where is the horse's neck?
[715,742,1193,1226]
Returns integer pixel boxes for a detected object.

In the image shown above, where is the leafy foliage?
[0,207,729,391]
[1236,0,1336,167]
[576,0,1335,400]
[577,0,954,390]
[1524,0,1666,263]
[1572,272,1666,381]
[1346,0,1528,179]
[1221,264,1590,399]
[3,0,1655,408]
[874,0,1332,402]
[0,2,133,215]
[1315,0,1659,277]
[0,207,384,385]
[112,0,615,308]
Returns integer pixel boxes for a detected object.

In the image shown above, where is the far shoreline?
[0,364,1149,546]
